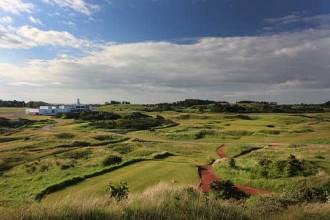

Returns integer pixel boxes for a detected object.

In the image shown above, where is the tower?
[77,98,80,105]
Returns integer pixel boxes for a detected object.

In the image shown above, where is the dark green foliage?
[123,112,150,119]
[105,182,129,201]
[195,130,207,139]
[88,112,173,131]
[102,155,122,166]
[210,180,249,200]
[111,144,135,154]
[0,137,21,143]
[0,117,33,128]
[26,101,49,108]
[152,151,174,159]
[57,111,121,121]
[94,135,116,141]
[257,155,315,178]
[236,114,254,120]
[285,155,304,177]
[57,141,91,148]
[61,150,92,160]
[0,100,25,107]
[229,158,236,168]
[145,99,329,113]
[222,130,254,137]
[54,132,75,139]
[279,182,329,205]
[0,159,10,172]
[0,99,49,107]
[257,130,281,135]
[60,161,76,170]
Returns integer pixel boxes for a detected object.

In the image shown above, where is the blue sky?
[0,0,330,103]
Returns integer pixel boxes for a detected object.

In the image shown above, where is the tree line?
[145,99,330,113]
[0,100,49,108]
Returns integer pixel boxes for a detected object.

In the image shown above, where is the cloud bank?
[0,25,89,49]
[0,0,33,14]
[1,27,329,103]
[43,0,100,16]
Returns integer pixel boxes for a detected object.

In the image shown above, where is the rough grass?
[2,183,330,220]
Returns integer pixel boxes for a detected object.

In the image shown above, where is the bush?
[282,182,329,204]
[229,158,236,168]
[152,151,174,159]
[61,150,92,160]
[257,130,281,135]
[54,132,75,139]
[102,155,122,166]
[68,141,91,147]
[111,144,136,154]
[210,180,249,200]
[60,161,75,170]
[195,130,206,139]
[285,154,304,177]
[94,135,116,141]
[257,155,314,178]
[105,182,129,201]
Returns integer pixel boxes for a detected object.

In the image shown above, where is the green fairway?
[43,157,198,203]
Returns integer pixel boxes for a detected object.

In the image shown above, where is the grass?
[0,107,330,218]
[43,157,197,203]
[2,183,330,220]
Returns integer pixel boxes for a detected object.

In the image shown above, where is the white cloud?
[28,16,43,25]
[43,0,100,16]
[0,25,89,49]
[265,13,330,29]
[0,0,33,14]
[1,28,330,103]
[0,16,13,24]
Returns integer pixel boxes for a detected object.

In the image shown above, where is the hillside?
[1,106,330,219]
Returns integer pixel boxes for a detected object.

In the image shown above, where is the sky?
[0,0,330,104]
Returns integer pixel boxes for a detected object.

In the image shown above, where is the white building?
[26,99,94,115]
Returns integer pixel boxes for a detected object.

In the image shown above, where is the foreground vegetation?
[2,183,330,220]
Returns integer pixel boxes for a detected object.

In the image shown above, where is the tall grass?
[2,183,329,220]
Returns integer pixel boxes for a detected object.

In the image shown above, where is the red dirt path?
[198,144,271,195]
[216,144,226,159]
[198,165,219,192]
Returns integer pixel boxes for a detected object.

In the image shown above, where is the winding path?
[198,144,271,195]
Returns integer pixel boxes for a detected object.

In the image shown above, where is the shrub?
[61,150,92,160]
[54,133,75,139]
[70,141,91,147]
[222,130,254,136]
[94,135,115,141]
[210,180,249,200]
[285,155,304,177]
[102,155,122,166]
[229,158,236,168]
[257,130,281,135]
[0,137,20,143]
[282,182,329,204]
[152,151,174,159]
[257,155,313,178]
[195,130,206,139]
[105,182,129,201]
[60,161,75,170]
[112,144,136,154]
